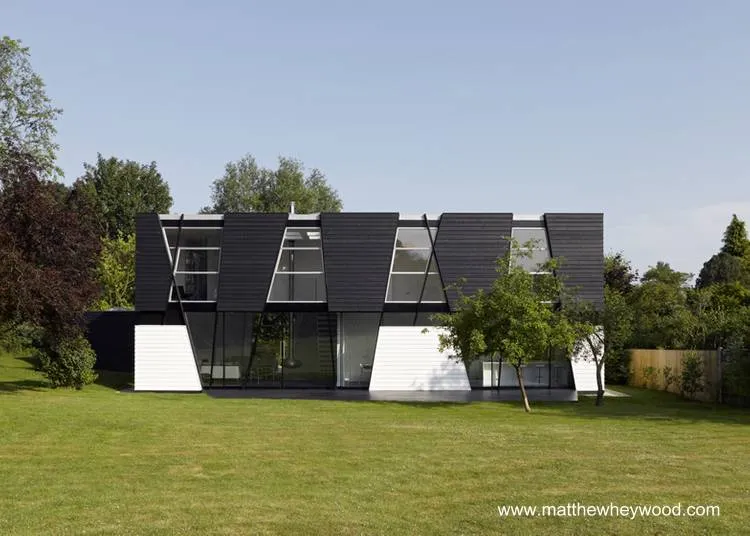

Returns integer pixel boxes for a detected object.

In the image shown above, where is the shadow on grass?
[95,369,133,391]
[0,378,49,393]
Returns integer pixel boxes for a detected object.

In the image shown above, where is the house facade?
[134,211,604,393]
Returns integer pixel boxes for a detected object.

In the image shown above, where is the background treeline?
[604,215,750,387]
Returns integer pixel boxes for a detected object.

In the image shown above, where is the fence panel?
[628,349,720,402]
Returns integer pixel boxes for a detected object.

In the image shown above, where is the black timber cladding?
[433,213,513,310]
[217,213,288,311]
[135,213,172,311]
[321,212,398,312]
[544,213,604,308]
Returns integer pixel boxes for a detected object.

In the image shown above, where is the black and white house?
[133,210,604,394]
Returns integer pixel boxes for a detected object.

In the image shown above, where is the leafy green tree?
[721,214,750,258]
[93,234,136,310]
[641,261,692,287]
[73,154,173,238]
[628,262,695,349]
[202,154,342,213]
[431,241,576,412]
[604,252,638,295]
[0,37,62,177]
[697,216,750,288]
[696,252,749,289]
[564,287,633,405]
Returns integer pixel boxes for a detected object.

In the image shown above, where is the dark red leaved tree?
[0,152,101,340]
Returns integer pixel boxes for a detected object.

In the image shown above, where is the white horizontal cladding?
[369,326,471,391]
[134,325,202,392]
[570,327,605,392]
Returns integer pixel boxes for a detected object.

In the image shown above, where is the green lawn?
[1,351,749,535]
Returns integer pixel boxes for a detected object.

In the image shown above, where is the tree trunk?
[515,365,531,413]
[586,336,605,407]
[595,360,604,406]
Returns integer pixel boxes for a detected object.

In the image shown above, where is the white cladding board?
[134,325,202,392]
[571,328,605,392]
[369,326,471,391]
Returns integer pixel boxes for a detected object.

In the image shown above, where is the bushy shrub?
[0,322,42,353]
[36,334,97,389]
[663,366,678,392]
[724,346,750,399]
[642,365,660,389]
[605,347,631,385]
[680,351,704,400]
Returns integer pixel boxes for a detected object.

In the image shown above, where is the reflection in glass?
[392,249,431,272]
[268,273,327,302]
[171,273,219,301]
[395,227,437,249]
[338,313,379,388]
[165,228,222,247]
[175,249,220,272]
[276,249,323,272]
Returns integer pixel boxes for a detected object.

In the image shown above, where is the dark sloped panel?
[135,213,172,311]
[85,311,136,373]
[433,213,513,310]
[545,213,604,308]
[217,213,288,311]
[321,213,398,312]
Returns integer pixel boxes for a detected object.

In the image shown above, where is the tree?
[604,252,638,295]
[696,215,750,288]
[0,148,101,386]
[202,154,342,213]
[629,262,694,349]
[696,252,749,288]
[431,241,576,412]
[93,234,136,310]
[564,287,633,406]
[641,261,692,287]
[74,154,173,238]
[0,37,62,177]
[721,214,750,258]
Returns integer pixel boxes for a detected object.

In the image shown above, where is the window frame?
[511,226,552,275]
[267,227,327,303]
[385,227,446,304]
[163,226,223,303]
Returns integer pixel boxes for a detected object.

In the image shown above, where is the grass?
[1,351,749,535]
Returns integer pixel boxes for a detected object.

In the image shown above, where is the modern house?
[133,211,604,395]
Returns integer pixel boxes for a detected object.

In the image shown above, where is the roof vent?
[290,201,296,214]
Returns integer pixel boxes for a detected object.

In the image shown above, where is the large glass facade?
[187,312,335,388]
[464,350,574,389]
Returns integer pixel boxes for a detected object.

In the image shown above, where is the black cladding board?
[432,213,513,311]
[544,213,604,308]
[135,213,172,311]
[217,213,288,311]
[321,213,398,312]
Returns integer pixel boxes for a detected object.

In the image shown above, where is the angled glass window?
[386,227,446,303]
[166,227,222,303]
[268,228,326,302]
[511,227,551,274]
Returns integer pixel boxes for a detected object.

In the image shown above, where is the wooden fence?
[628,349,721,402]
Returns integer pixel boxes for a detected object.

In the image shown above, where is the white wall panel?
[369,326,470,391]
[571,328,605,392]
[134,325,202,392]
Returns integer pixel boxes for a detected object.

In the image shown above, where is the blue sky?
[5,0,750,276]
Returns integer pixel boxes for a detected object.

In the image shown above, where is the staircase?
[316,313,337,384]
